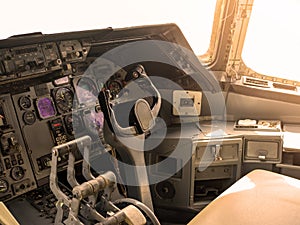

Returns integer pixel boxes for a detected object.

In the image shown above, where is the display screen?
[180,98,194,107]
[76,77,98,104]
[37,97,56,119]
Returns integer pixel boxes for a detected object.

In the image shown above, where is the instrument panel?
[0,37,131,202]
[0,43,62,82]
[11,74,106,182]
[0,39,102,203]
[0,94,37,201]
[0,25,203,203]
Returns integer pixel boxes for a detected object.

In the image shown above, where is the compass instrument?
[53,87,74,113]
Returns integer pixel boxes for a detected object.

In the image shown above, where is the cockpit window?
[242,0,300,82]
[1,0,216,55]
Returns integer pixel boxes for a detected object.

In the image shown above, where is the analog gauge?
[0,179,9,193]
[36,97,56,119]
[23,111,36,125]
[107,80,123,99]
[83,109,104,137]
[64,113,83,135]
[10,166,25,181]
[54,87,74,113]
[75,77,98,104]
[19,96,32,109]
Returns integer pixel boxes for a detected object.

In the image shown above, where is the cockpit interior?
[1,0,300,224]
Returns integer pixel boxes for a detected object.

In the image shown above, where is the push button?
[4,158,11,170]
[18,159,24,165]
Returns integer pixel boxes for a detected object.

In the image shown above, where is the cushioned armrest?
[0,202,20,225]
[188,169,300,225]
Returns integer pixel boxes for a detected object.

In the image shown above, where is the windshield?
[1,0,216,55]
[242,0,300,82]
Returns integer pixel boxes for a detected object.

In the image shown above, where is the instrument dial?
[19,96,32,109]
[65,114,83,135]
[107,80,123,99]
[10,166,25,181]
[0,179,9,193]
[23,111,36,125]
[54,87,74,113]
[83,109,104,137]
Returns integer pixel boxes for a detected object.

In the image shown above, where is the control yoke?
[99,64,161,136]
[98,65,162,211]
